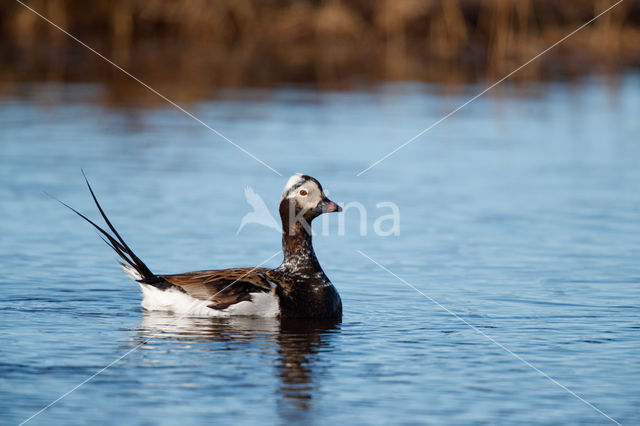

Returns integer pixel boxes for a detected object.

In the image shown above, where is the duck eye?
[299,189,307,196]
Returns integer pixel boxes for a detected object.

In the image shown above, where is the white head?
[279,174,342,222]
[280,173,306,201]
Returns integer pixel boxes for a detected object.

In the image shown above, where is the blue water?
[1,77,639,425]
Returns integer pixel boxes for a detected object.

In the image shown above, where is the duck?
[62,173,343,319]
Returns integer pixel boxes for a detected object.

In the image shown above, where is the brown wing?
[159,267,274,310]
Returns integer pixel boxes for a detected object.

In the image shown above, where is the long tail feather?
[51,173,156,283]
[80,170,155,278]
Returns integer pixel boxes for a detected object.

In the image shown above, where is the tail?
[56,171,159,285]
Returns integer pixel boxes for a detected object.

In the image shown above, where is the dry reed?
[1,0,639,103]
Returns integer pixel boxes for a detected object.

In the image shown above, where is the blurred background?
[2,0,640,103]
[2,1,640,425]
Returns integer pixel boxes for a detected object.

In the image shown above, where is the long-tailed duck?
[63,173,343,319]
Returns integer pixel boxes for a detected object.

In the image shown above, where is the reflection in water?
[137,312,340,420]
[276,317,341,417]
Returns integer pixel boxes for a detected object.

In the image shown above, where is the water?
[1,77,639,425]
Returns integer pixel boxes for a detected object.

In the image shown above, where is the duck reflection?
[137,312,340,417]
[276,318,341,412]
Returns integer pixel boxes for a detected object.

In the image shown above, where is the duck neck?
[280,219,325,277]
[278,198,327,279]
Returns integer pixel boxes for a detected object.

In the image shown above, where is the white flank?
[225,292,280,317]
[139,284,280,317]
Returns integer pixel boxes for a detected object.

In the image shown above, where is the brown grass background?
[2,0,640,103]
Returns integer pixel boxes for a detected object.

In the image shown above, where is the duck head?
[279,174,342,235]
